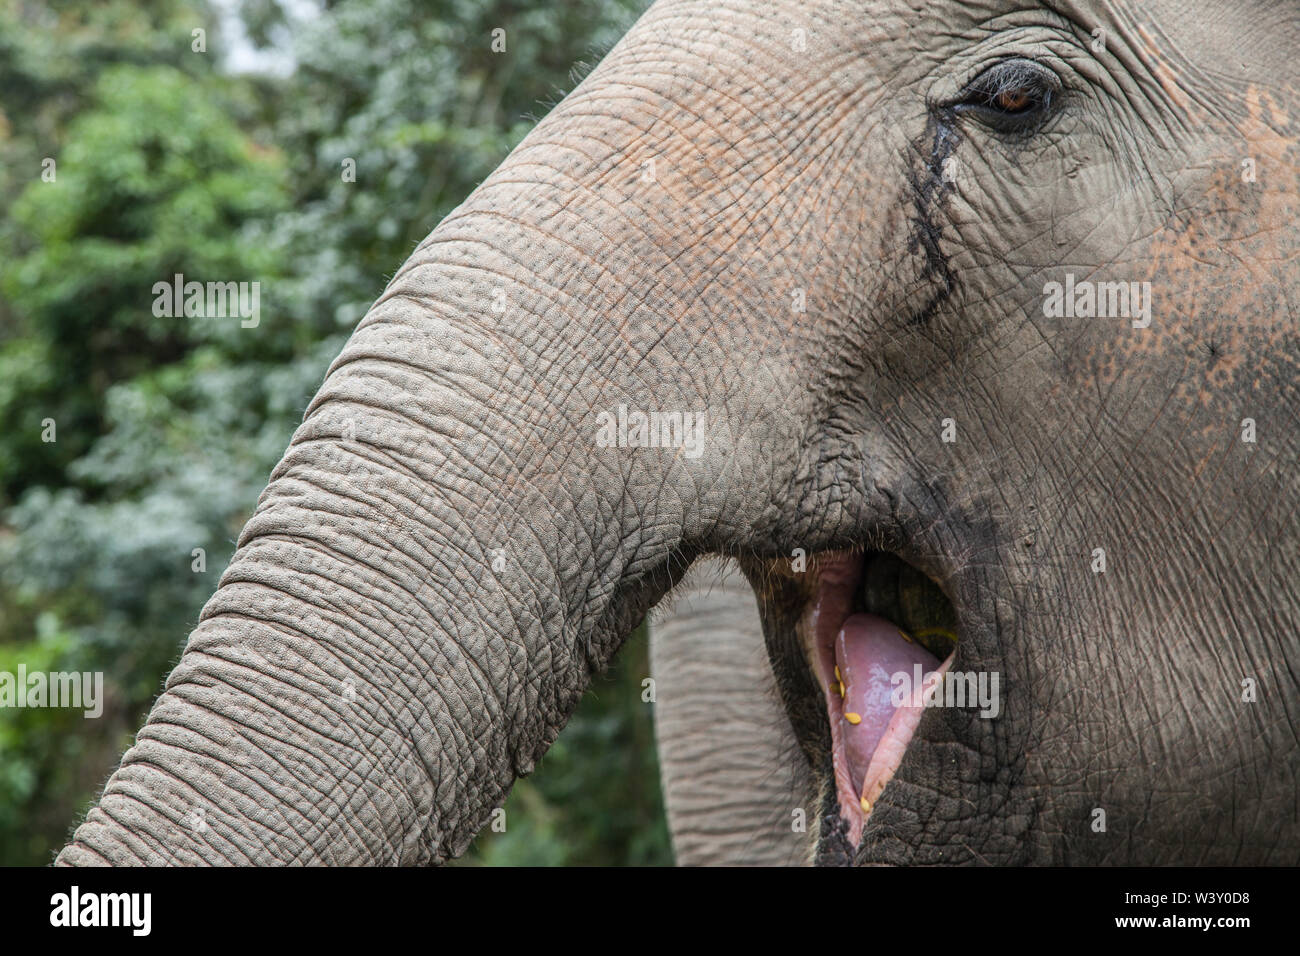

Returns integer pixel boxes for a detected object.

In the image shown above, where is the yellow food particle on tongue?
[860,797,872,813]
[898,629,914,643]
[844,712,862,725]
[838,680,846,698]
[834,665,842,682]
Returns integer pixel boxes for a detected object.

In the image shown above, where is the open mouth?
[798,550,959,847]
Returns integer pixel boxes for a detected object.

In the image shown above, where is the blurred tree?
[0,63,288,495]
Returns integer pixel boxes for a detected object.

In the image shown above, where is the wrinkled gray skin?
[60,0,1299,865]
[650,561,812,865]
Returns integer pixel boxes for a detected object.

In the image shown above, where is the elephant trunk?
[650,560,815,865]
[56,196,721,865]
[58,9,820,864]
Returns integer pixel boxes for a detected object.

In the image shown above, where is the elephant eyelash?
[949,59,1061,134]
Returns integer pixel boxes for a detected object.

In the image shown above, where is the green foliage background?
[0,0,668,866]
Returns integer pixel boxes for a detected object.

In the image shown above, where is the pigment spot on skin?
[1136,23,1194,116]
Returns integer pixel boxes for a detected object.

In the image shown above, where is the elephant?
[57,0,1299,866]
[649,559,813,865]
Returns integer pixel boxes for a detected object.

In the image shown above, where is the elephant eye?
[951,59,1060,133]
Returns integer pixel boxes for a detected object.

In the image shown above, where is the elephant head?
[59,0,1300,865]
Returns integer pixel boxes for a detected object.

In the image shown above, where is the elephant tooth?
[913,626,958,648]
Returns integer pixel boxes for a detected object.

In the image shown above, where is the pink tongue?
[835,613,941,801]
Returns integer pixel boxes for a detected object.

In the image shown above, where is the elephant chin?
[795,552,957,848]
